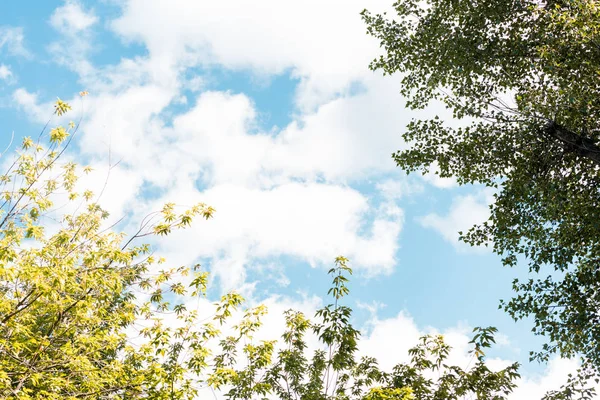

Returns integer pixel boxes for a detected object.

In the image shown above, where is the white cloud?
[421,161,458,189]
[12,89,48,122]
[262,77,413,182]
[360,311,423,371]
[140,181,402,292]
[0,26,29,57]
[50,0,98,32]
[418,189,494,251]
[0,64,12,80]
[47,0,98,77]
[159,81,413,187]
[376,177,424,202]
[511,358,587,399]
[361,311,594,399]
[12,85,407,287]
[111,0,394,110]
[40,83,412,289]
[11,83,406,288]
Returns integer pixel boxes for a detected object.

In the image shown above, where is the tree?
[0,97,239,399]
[362,0,600,381]
[210,257,520,400]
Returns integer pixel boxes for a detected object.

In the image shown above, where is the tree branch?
[544,120,600,166]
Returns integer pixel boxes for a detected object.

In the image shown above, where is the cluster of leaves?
[208,257,520,400]
[0,98,227,399]
[362,0,600,385]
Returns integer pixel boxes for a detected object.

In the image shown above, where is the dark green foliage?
[362,0,600,385]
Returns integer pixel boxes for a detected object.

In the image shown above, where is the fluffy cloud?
[9,80,411,289]
[50,0,98,32]
[0,64,11,81]
[12,89,48,121]
[165,81,413,186]
[65,79,439,190]
[361,311,512,374]
[0,26,29,58]
[12,84,407,289]
[376,177,424,202]
[7,0,491,310]
[111,0,394,110]
[134,181,401,292]
[47,0,98,77]
[418,189,494,251]
[361,311,593,399]
[421,161,459,189]
[511,358,583,399]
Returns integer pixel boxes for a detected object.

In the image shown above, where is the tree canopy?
[362,0,600,376]
[212,257,520,400]
[0,97,223,398]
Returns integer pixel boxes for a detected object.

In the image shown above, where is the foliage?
[362,0,600,383]
[0,98,225,399]
[210,257,520,400]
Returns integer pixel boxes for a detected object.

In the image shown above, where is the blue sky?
[0,1,581,397]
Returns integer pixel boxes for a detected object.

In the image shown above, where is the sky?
[0,1,586,398]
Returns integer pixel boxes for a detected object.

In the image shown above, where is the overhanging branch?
[544,121,600,166]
